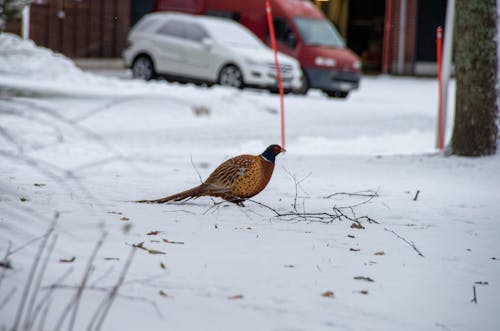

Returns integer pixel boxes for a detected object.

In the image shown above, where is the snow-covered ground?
[1,33,499,331]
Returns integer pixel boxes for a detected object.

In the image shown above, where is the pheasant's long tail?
[136,185,205,204]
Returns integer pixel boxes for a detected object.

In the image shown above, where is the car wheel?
[324,90,349,99]
[293,69,309,95]
[218,65,244,89]
[132,56,156,81]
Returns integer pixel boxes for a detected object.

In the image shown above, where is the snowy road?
[1,33,499,331]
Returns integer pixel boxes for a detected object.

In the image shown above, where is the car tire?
[324,90,349,99]
[132,55,156,81]
[293,69,309,95]
[218,65,244,89]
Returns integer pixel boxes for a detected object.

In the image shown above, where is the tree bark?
[451,0,498,156]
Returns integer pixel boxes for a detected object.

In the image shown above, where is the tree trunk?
[451,0,498,156]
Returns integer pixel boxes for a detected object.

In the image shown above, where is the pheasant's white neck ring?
[260,154,272,163]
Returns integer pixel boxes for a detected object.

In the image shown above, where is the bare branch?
[11,218,56,331]
[24,229,58,331]
[90,247,137,331]
[384,228,424,257]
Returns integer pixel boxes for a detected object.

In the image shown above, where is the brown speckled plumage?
[137,145,284,206]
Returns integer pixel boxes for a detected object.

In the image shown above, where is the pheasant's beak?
[281,147,286,154]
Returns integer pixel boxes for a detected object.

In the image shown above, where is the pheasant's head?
[261,144,286,163]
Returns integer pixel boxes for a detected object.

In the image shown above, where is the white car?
[123,12,303,91]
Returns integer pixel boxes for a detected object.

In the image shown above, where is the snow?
[1,33,499,331]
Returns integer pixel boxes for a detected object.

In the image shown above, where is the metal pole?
[22,5,30,40]
[397,0,407,74]
[441,0,455,146]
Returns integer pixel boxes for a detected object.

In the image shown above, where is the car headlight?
[315,56,336,67]
[353,60,361,70]
[245,57,266,66]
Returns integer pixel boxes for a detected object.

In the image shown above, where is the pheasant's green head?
[261,144,285,163]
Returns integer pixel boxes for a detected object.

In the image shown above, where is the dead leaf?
[350,223,365,229]
[475,281,489,285]
[147,231,161,236]
[321,291,335,298]
[374,251,385,256]
[283,264,295,268]
[354,276,374,282]
[150,240,161,243]
[348,234,355,238]
[148,249,166,255]
[104,257,120,261]
[350,248,360,252]
[228,294,244,300]
[20,197,28,202]
[359,290,369,295]
[120,217,129,221]
[160,262,166,269]
[163,239,185,245]
[34,183,46,187]
[59,257,76,263]
[132,242,147,250]
[159,290,168,297]
[108,211,123,215]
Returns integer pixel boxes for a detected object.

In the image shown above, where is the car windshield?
[205,21,265,48]
[293,17,345,48]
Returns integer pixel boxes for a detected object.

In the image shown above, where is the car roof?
[141,12,240,29]
[139,12,261,43]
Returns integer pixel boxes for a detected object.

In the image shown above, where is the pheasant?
[137,144,285,206]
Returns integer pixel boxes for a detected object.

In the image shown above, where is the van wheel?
[324,90,349,99]
[218,65,244,89]
[132,55,156,81]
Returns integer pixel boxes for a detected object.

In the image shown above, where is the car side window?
[184,24,208,42]
[272,17,296,48]
[156,20,207,43]
[157,20,184,38]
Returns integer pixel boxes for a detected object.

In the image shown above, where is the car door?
[151,19,189,75]
[178,23,213,80]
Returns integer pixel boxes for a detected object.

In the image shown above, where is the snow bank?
[0,32,82,78]
[0,32,174,97]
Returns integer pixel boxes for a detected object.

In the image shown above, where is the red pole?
[265,1,286,150]
[436,26,444,150]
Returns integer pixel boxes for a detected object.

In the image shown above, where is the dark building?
[6,0,447,75]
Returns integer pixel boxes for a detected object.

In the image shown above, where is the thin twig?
[248,197,379,225]
[471,285,477,304]
[384,228,424,257]
[68,230,108,331]
[29,268,74,331]
[46,284,164,319]
[0,241,13,291]
[54,230,107,331]
[10,221,55,331]
[24,226,58,331]
[324,190,379,199]
[0,287,17,310]
[190,154,204,184]
[91,247,137,331]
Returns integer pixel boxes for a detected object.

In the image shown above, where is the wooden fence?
[7,0,131,58]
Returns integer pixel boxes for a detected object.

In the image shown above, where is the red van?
[154,0,361,98]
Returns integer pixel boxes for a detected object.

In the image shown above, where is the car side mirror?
[202,37,214,50]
